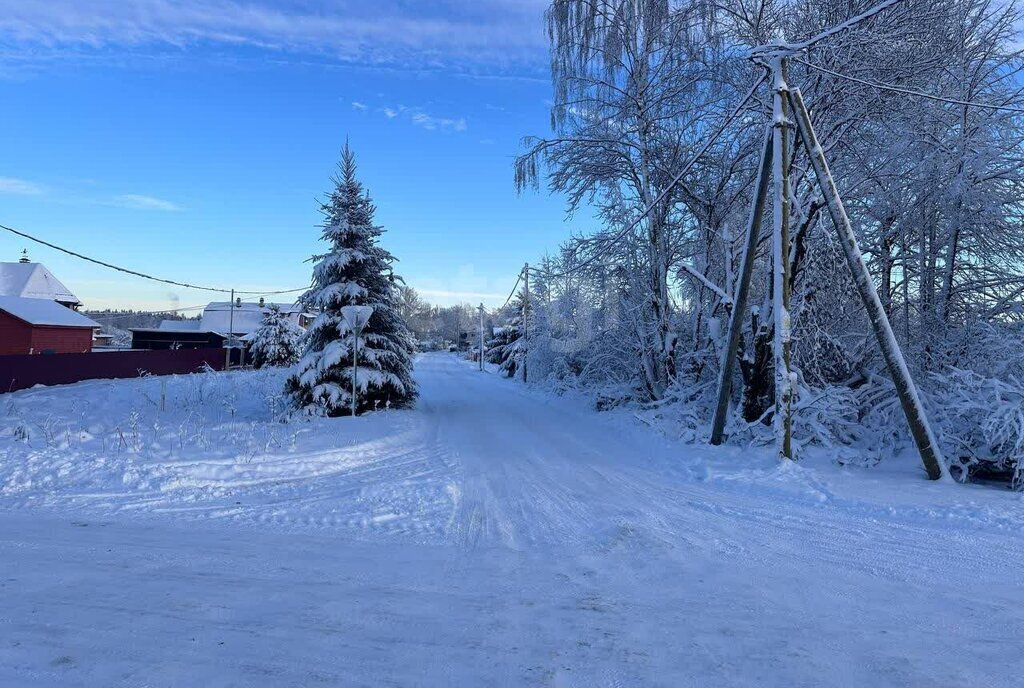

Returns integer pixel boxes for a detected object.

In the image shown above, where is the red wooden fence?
[0,348,232,393]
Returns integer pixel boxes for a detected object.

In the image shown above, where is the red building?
[0,296,98,355]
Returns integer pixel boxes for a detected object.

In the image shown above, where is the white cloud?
[368,103,467,132]
[410,111,467,132]
[0,176,45,195]
[0,0,549,75]
[0,177,183,211]
[112,194,181,211]
[351,101,367,111]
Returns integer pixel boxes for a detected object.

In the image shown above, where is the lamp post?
[340,305,374,417]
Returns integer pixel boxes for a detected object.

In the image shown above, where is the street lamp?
[340,305,374,417]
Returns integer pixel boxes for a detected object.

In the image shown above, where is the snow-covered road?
[2,353,1023,686]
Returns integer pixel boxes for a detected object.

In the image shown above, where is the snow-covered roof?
[158,319,201,331]
[199,302,302,336]
[0,295,99,328]
[0,262,80,305]
[132,303,304,336]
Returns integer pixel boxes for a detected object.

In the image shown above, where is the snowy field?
[1,352,1023,686]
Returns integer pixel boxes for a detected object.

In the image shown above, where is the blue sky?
[0,0,591,309]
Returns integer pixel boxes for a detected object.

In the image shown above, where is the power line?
[500,269,523,309]
[790,0,905,51]
[532,72,768,282]
[88,299,311,323]
[246,285,312,297]
[514,2,904,285]
[511,1,965,289]
[795,58,1024,115]
[1,222,309,296]
[85,304,209,321]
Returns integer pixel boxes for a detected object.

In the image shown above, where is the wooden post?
[522,263,529,383]
[787,86,948,481]
[771,57,794,461]
[710,125,773,445]
[478,302,485,372]
[225,288,235,370]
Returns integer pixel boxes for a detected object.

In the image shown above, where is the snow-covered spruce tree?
[496,290,529,379]
[286,143,418,415]
[484,325,514,365]
[250,305,303,369]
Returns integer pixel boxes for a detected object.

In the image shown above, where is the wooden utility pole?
[771,56,794,461]
[522,263,529,383]
[225,288,235,371]
[478,302,485,372]
[706,26,947,479]
[787,86,948,480]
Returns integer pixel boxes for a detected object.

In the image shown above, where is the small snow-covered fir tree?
[250,305,303,368]
[484,326,513,365]
[285,142,418,415]
[495,291,529,379]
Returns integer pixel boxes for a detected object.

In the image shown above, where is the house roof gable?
[0,262,80,305]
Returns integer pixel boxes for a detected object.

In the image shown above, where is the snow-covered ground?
[1,353,1022,686]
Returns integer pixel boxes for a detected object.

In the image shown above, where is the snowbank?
[0,367,454,539]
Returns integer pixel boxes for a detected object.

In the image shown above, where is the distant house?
[196,301,311,336]
[0,296,99,355]
[0,260,81,308]
[128,323,226,351]
[130,301,312,351]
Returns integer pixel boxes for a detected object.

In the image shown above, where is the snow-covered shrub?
[925,369,1024,486]
[634,373,718,444]
[792,385,864,454]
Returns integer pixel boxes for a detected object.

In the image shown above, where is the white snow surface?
[0,352,1022,686]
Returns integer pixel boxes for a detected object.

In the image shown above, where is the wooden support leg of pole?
[523,264,529,384]
[710,125,774,445]
[771,57,794,461]
[787,86,948,481]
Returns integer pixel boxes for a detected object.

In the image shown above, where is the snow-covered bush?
[925,369,1024,487]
